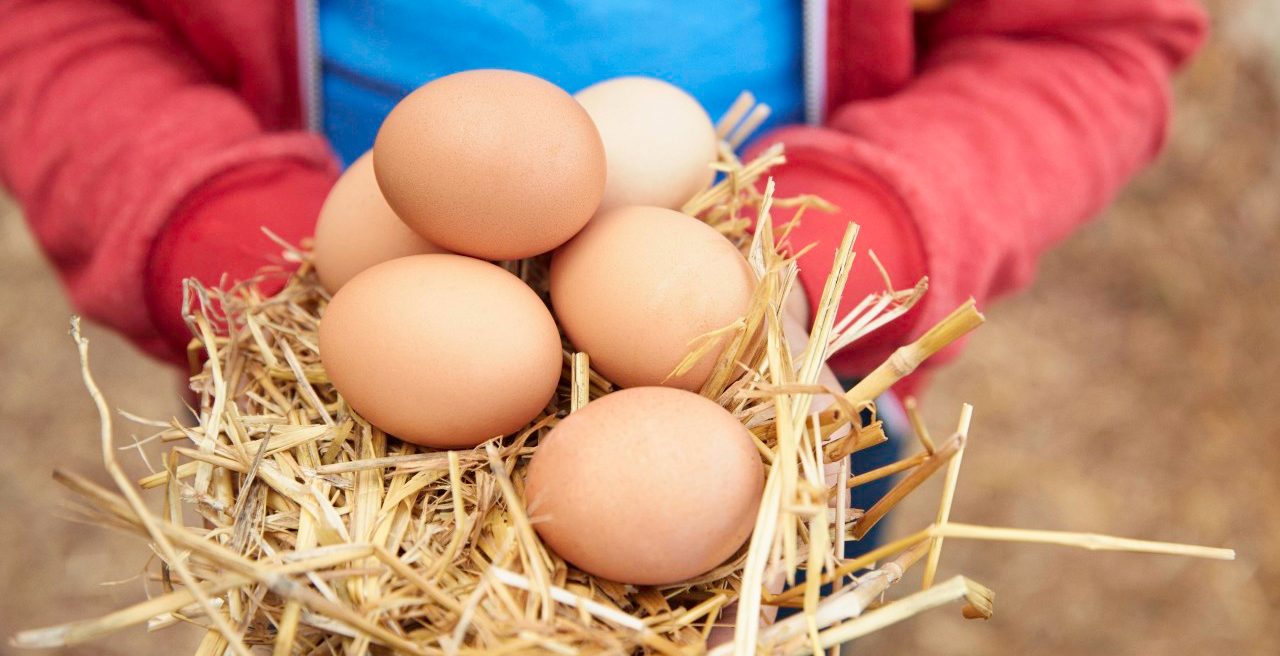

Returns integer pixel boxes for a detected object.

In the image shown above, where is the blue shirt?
[317,1,804,165]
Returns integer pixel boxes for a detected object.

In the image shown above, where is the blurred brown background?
[2,0,1276,654]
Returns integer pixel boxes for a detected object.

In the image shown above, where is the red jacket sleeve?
[759,0,1207,383]
[0,0,337,359]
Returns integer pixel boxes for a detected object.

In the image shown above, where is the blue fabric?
[844,422,902,555]
[317,0,805,165]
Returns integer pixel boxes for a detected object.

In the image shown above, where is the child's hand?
[146,158,336,359]
[781,307,849,488]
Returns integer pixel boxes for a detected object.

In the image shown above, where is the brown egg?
[319,254,562,448]
[574,77,718,213]
[550,206,755,390]
[373,70,605,260]
[525,387,763,585]
[313,153,447,293]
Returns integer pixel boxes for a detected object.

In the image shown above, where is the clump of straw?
[13,93,1233,655]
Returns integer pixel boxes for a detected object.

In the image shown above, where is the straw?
[921,403,973,589]
[12,91,1235,655]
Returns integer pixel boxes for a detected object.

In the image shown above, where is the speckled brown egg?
[549,205,755,391]
[373,70,605,260]
[575,77,718,213]
[313,152,447,293]
[524,387,763,585]
[319,254,562,448]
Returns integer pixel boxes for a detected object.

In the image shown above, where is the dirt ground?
[1,1,1276,654]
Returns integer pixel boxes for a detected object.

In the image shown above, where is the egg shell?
[575,77,717,213]
[549,205,755,390]
[524,387,763,585]
[319,254,562,448]
[313,152,447,293]
[373,70,605,260]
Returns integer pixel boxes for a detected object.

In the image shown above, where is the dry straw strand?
[921,403,973,589]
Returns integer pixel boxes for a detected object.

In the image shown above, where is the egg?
[574,77,718,213]
[525,387,763,585]
[313,152,447,293]
[373,70,605,260]
[550,205,755,390]
[319,254,562,448]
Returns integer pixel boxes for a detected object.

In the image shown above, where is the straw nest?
[15,94,1234,655]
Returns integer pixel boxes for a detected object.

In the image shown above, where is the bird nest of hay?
[15,95,1234,656]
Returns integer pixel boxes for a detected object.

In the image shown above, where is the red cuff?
[145,158,337,359]
[757,151,928,381]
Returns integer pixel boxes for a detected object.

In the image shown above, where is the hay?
[13,93,1233,655]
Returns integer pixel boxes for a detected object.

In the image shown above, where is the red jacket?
[0,0,1206,383]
